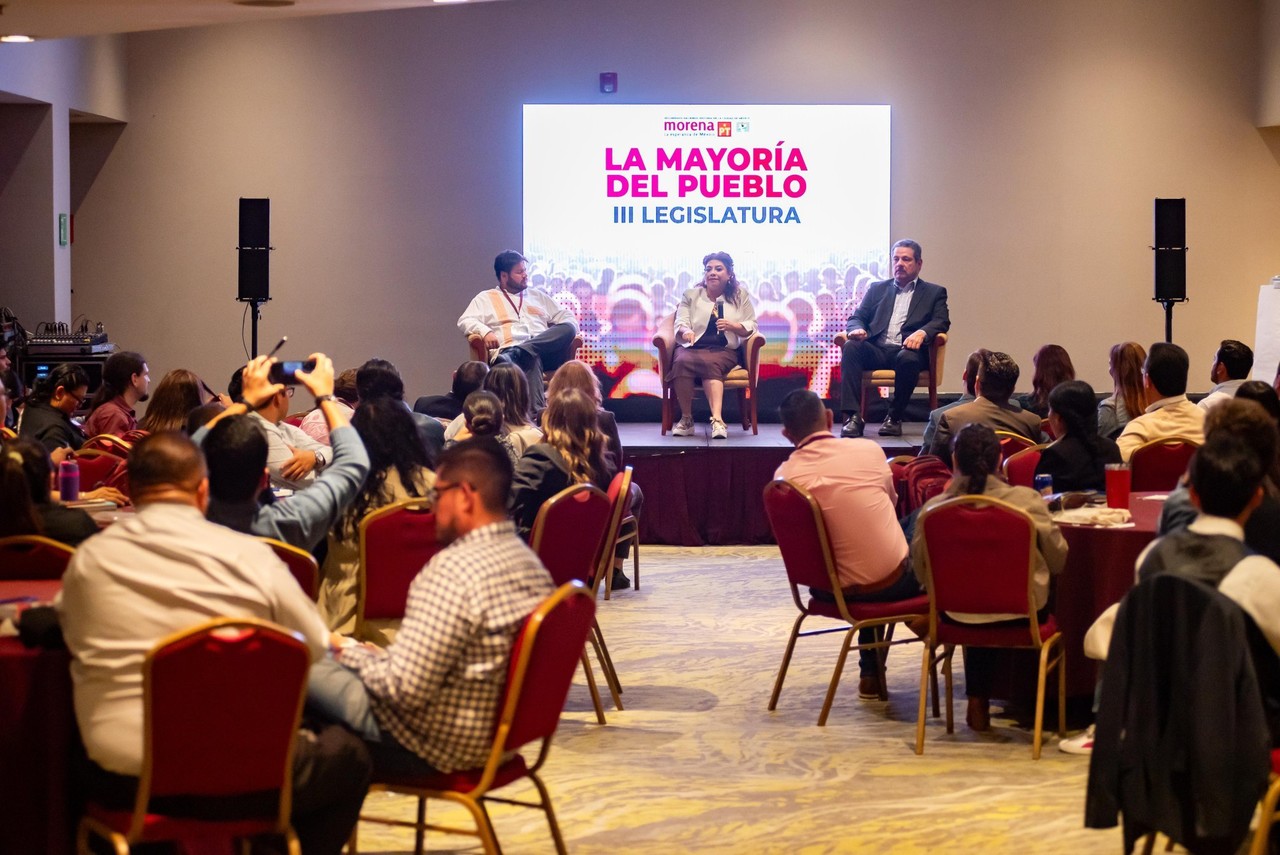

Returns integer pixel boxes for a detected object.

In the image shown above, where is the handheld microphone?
[715,298,725,320]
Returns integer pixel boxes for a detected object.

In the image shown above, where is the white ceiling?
[0,0,503,41]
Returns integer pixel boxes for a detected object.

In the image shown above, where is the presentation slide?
[523,104,890,403]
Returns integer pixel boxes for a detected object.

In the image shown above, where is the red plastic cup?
[1105,463,1131,509]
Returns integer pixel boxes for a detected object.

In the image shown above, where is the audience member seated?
[921,348,1020,454]
[310,439,554,778]
[356,358,444,463]
[669,251,759,440]
[1076,429,1280,755]
[510,388,615,541]
[1016,344,1075,418]
[0,372,11,431]
[913,424,1068,731]
[927,351,1042,457]
[444,363,542,456]
[82,351,150,438]
[184,401,225,435]
[233,363,333,491]
[196,355,369,553]
[1116,342,1206,462]
[1034,380,1122,492]
[776,389,924,699]
[300,368,358,445]
[1159,398,1280,564]
[1097,341,1148,440]
[139,368,215,434]
[318,395,435,635]
[57,432,371,854]
[1236,380,1280,423]
[1198,338,1253,412]
[413,360,489,421]
[454,390,519,467]
[546,359,644,589]
[19,363,89,460]
[0,439,98,545]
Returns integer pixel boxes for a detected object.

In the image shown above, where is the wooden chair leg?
[1057,647,1067,738]
[414,796,427,855]
[592,620,624,695]
[1032,639,1055,760]
[580,650,607,724]
[587,635,623,711]
[768,614,806,711]
[817,627,858,726]
[916,642,934,755]
[527,771,569,855]
[632,536,640,590]
[739,388,749,431]
[1250,776,1280,855]
[1140,833,1157,855]
[942,645,955,734]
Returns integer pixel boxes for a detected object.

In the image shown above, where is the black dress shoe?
[878,415,903,437]
[840,414,865,438]
[611,569,631,590]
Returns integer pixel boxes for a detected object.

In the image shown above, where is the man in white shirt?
[1197,338,1253,412]
[457,250,578,411]
[58,430,370,854]
[1116,342,1206,461]
[246,372,332,491]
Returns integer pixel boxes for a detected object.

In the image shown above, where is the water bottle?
[59,458,81,502]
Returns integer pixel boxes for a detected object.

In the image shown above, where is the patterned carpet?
[352,546,1126,854]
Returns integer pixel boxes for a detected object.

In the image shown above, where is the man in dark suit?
[839,239,950,437]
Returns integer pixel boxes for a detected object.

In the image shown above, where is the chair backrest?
[0,425,15,440]
[1002,445,1047,489]
[595,467,634,592]
[136,618,309,837]
[0,535,75,580]
[530,484,612,588]
[1040,418,1056,441]
[917,495,1040,639]
[120,429,150,443]
[258,537,319,600]
[72,449,126,491]
[887,455,916,517]
[762,479,847,616]
[358,498,440,623]
[81,434,131,456]
[1130,436,1200,492]
[497,582,597,754]
[901,455,953,515]
[995,430,1037,461]
[282,411,309,428]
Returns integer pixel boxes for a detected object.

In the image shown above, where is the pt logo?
[717,122,732,137]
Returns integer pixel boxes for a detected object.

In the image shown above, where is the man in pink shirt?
[775,389,922,698]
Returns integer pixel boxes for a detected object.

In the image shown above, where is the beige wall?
[54,0,1280,401]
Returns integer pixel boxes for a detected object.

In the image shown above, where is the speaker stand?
[238,297,270,355]
[1155,298,1185,344]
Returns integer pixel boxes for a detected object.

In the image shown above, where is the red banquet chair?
[1249,750,1280,855]
[994,430,1037,463]
[258,537,320,600]
[531,483,618,724]
[1129,436,1200,492]
[80,434,132,456]
[120,429,150,443]
[914,495,1065,759]
[72,449,127,492]
[1002,444,1047,490]
[356,498,440,642]
[762,478,930,726]
[0,535,75,581]
[78,617,311,854]
[351,581,596,855]
[603,466,639,598]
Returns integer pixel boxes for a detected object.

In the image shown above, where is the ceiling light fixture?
[233,0,296,7]
[0,34,34,42]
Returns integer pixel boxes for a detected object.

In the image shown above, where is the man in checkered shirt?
[316,438,554,774]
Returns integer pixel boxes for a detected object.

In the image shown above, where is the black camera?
[268,359,316,385]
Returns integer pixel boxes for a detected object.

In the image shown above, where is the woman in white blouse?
[670,251,758,439]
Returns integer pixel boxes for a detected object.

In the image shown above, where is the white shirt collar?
[1187,513,1245,541]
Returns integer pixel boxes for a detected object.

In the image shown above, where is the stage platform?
[619,422,925,547]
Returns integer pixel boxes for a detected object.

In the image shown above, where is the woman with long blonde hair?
[1098,342,1148,439]
[510,388,614,540]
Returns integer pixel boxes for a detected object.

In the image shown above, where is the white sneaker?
[710,418,728,440]
[1058,724,1095,755]
[672,417,696,437]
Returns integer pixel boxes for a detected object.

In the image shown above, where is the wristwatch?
[314,394,334,405]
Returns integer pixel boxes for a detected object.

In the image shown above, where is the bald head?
[127,431,208,506]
